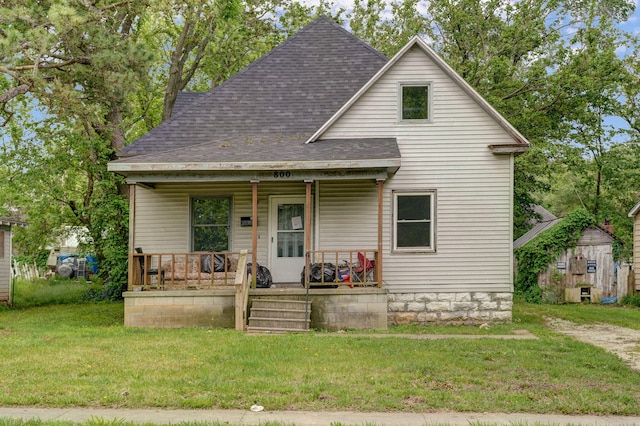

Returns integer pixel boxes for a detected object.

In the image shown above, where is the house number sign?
[273,171,292,178]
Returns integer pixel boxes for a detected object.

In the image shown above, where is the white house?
[108,17,529,330]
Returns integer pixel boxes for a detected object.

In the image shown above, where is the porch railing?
[130,251,248,290]
[303,250,380,288]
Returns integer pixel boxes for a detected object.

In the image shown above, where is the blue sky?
[623,1,640,35]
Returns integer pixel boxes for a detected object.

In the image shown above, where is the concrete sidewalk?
[2,407,640,425]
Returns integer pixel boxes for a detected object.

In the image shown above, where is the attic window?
[401,84,430,121]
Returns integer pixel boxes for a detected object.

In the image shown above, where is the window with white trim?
[393,191,435,251]
[400,83,430,121]
[191,196,231,252]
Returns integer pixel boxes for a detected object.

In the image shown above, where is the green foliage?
[514,209,595,303]
[621,294,640,308]
[12,250,50,270]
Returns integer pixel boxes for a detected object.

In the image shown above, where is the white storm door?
[269,196,306,283]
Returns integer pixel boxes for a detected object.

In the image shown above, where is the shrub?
[621,294,640,307]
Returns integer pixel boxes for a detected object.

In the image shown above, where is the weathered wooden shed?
[0,218,27,305]
[514,208,619,300]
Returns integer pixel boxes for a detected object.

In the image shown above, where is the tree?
[0,0,327,297]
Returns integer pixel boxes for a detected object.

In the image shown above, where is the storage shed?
[0,217,27,305]
[514,208,619,301]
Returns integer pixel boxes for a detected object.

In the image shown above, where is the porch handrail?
[235,250,250,331]
[304,249,380,287]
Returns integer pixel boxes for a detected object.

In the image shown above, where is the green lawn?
[1,302,640,415]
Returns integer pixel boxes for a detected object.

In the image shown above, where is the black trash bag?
[247,262,273,288]
[201,253,228,273]
[300,263,336,285]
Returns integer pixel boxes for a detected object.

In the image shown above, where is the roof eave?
[629,201,640,217]
[0,218,28,227]
[489,144,529,155]
[108,158,401,174]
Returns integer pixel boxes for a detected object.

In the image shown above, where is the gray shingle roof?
[117,16,388,160]
[112,137,400,165]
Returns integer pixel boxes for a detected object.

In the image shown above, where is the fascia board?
[108,158,400,174]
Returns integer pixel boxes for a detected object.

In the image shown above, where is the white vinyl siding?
[0,227,10,302]
[317,180,378,251]
[321,45,514,293]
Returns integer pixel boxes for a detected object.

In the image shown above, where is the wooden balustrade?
[131,251,246,290]
[304,250,380,287]
[130,249,380,290]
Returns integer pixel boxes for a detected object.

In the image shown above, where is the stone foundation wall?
[387,292,512,325]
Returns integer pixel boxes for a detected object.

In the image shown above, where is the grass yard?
[1,302,640,415]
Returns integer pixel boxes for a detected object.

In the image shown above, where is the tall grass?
[9,278,101,308]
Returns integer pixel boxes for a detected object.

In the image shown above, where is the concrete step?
[250,299,308,311]
[248,299,312,333]
[250,308,310,320]
[246,326,310,334]
[248,316,310,330]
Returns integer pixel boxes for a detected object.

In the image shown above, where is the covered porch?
[122,162,395,293]
[116,162,397,330]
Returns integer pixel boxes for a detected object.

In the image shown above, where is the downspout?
[314,181,320,252]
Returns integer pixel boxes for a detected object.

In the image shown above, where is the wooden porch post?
[251,180,258,288]
[377,179,384,287]
[127,184,136,291]
[305,180,313,285]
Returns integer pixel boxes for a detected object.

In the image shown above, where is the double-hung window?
[191,197,231,252]
[393,191,435,252]
[400,83,431,121]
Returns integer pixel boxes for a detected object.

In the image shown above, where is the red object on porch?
[353,252,375,282]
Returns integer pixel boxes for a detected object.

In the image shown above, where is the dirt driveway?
[547,317,640,371]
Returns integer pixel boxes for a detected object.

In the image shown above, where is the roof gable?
[307,36,529,151]
[118,16,387,158]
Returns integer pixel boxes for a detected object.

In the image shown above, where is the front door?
[269,196,307,283]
